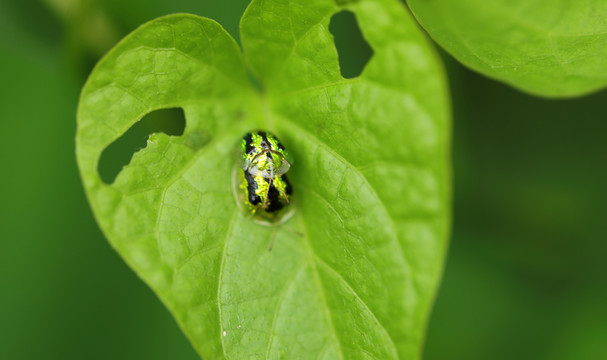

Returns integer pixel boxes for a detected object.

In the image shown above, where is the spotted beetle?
[238,130,293,218]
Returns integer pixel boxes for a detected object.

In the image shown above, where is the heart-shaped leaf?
[76,0,450,358]
[408,0,607,97]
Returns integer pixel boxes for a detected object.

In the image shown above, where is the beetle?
[238,130,293,219]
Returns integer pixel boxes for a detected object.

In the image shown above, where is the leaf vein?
[265,263,306,359]
[298,223,345,360]
[314,256,399,358]
[281,117,413,273]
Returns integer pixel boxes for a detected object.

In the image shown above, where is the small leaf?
[408,0,607,97]
[77,0,450,359]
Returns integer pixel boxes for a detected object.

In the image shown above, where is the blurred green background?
[1,1,605,359]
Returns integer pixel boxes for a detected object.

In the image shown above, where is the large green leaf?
[407,0,607,97]
[76,0,450,358]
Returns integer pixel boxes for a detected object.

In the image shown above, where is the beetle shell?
[241,131,291,178]
[240,170,292,214]
[238,130,293,218]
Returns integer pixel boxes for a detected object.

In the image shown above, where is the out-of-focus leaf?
[408,0,607,97]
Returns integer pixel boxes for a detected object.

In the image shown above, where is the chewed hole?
[98,108,186,184]
[329,10,373,79]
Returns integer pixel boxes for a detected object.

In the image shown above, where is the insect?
[238,130,293,220]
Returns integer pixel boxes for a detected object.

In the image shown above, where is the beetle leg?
[268,225,277,251]
[282,187,290,204]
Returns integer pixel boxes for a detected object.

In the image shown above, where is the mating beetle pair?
[238,130,293,219]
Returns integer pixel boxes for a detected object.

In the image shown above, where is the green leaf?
[407,0,607,97]
[76,0,450,358]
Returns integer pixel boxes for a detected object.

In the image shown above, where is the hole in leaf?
[98,108,186,184]
[329,10,373,79]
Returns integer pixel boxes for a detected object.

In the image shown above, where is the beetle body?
[238,130,293,219]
